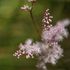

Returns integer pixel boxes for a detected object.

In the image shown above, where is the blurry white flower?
[36,61,47,70]
[21,5,32,11]
[57,19,70,27]
[28,0,36,2]
[37,42,63,64]
[36,42,63,70]
[56,19,70,38]
[47,42,63,64]
[25,39,32,45]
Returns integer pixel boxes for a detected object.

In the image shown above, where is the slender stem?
[29,3,41,39]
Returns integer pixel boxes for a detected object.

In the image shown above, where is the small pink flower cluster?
[42,9,53,31]
[21,5,32,11]
[42,19,69,42]
[20,0,36,11]
[13,39,41,59]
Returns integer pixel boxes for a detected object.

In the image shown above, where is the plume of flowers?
[42,9,53,31]
[13,39,41,59]
[36,9,70,70]
[13,0,70,70]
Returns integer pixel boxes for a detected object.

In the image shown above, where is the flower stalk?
[29,4,41,39]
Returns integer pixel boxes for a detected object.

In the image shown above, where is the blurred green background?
[0,0,70,70]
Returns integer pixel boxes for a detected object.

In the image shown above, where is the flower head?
[21,5,32,11]
[42,19,70,42]
[42,9,53,31]
[36,42,63,70]
[13,39,41,59]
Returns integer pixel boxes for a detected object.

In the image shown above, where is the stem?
[29,3,41,39]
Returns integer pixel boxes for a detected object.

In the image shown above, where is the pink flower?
[42,19,70,42]
[13,39,41,59]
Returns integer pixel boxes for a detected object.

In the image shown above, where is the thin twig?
[29,3,41,39]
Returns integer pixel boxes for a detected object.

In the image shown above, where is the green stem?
[29,6,41,39]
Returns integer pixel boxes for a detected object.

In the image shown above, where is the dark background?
[0,0,70,70]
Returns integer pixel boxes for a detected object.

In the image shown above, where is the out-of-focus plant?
[13,0,70,70]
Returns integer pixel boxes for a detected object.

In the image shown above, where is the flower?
[42,19,70,42]
[46,42,63,64]
[21,5,32,11]
[36,61,47,70]
[36,42,63,70]
[42,9,53,31]
[13,39,41,59]
[28,0,36,2]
